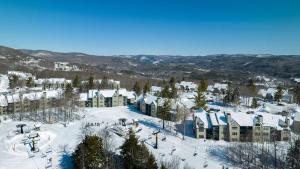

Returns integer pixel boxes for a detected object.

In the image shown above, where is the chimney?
[285,116,290,126]
[258,115,263,124]
[226,112,231,123]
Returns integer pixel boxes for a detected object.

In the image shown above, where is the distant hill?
[1,45,300,84]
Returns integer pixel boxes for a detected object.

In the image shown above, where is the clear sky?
[0,0,300,55]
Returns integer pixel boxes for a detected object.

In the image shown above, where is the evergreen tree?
[232,87,240,104]
[72,135,106,169]
[143,81,151,95]
[160,164,168,169]
[121,129,154,169]
[88,75,94,90]
[161,84,170,98]
[170,84,177,99]
[65,83,74,98]
[157,99,171,129]
[251,97,259,108]
[100,76,109,89]
[286,138,300,169]
[9,75,19,88]
[133,81,141,95]
[199,79,208,92]
[194,84,207,110]
[294,85,300,104]
[169,77,176,86]
[146,154,158,169]
[26,77,34,87]
[274,85,284,102]
[168,77,177,98]
[247,78,257,96]
[72,75,80,88]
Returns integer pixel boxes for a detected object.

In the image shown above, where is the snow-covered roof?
[8,71,35,80]
[179,97,195,109]
[258,88,288,97]
[209,112,227,126]
[294,107,300,122]
[45,90,62,98]
[293,78,300,83]
[144,94,158,105]
[214,83,228,90]
[231,113,255,127]
[6,93,21,103]
[256,112,291,130]
[176,81,197,89]
[151,86,162,92]
[255,76,271,82]
[230,111,291,130]
[79,93,88,101]
[23,92,43,101]
[126,91,136,99]
[100,90,117,98]
[0,95,8,106]
[88,89,132,98]
[34,78,71,85]
[0,74,9,93]
[207,83,228,92]
[194,109,211,129]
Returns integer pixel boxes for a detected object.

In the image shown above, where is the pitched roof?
[194,109,211,129]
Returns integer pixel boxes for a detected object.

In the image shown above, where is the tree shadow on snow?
[174,119,195,138]
[126,105,146,115]
[138,119,161,130]
[207,146,236,168]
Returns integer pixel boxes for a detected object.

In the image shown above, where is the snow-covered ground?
[0,106,235,169]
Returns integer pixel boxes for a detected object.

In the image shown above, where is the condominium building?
[193,110,291,142]
[85,88,135,108]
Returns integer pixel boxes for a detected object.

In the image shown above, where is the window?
[232,127,238,130]
[232,132,238,135]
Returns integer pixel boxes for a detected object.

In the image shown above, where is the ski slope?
[0,106,234,169]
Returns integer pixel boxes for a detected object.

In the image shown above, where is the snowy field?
[0,106,236,169]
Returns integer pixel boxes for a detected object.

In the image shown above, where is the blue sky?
[0,0,300,55]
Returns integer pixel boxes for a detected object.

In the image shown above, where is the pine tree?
[251,97,259,108]
[146,154,158,169]
[194,84,207,110]
[247,78,257,96]
[65,83,74,98]
[121,129,153,169]
[88,75,94,90]
[161,85,170,98]
[160,164,168,169]
[199,79,208,92]
[133,81,141,95]
[169,77,176,86]
[170,84,177,99]
[286,138,300,169]
[9,75,19,88]
[157,99,171,129]
[72,75,80,88]
[73,135,106,169]
[100,76,109,89]
[232,87,240,104]
[294,85,300,104]
[26,77,34,87]
[143,81,151,95]
[274,85,284,102]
